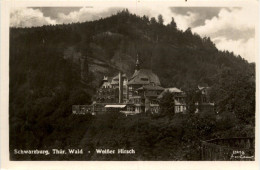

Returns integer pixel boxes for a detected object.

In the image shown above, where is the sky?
[10,6,257,63]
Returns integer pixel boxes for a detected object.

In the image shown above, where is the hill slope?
[10,10,254,88]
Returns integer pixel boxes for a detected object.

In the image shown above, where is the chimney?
[119,72,123,103]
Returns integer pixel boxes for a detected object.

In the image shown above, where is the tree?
[185,87,201,114]
[150,17,157,25]
[209,67,255,125]
[168,17,177,29]
[159,92,175,116]
[184,27,192,37]
[142,15,150,24]
[157,14,164,25]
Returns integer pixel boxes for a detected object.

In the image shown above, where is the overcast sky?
[10,6,257,63]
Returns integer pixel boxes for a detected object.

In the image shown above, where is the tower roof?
[135,54,140,71]
[128,69,161,86]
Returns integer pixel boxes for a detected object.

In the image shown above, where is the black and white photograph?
[1,0,258,166]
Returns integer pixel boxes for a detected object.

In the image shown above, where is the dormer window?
[141,78,148,81]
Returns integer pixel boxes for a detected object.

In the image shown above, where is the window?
[141,78,148,81]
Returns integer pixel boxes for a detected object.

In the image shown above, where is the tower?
[135,54,140,72]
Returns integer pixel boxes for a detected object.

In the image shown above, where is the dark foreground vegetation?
[10,111,254,160]
[9,10,255,160]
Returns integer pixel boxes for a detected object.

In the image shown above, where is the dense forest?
[9,10,255,160]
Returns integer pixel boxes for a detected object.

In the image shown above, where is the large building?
[94,72,128,103]
[127,57,161,98]
[122,56,164,115]
[90,56,166,115]
[125,84,164,115]
[72,55,188,116]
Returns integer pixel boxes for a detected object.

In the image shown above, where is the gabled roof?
[198,83,209,90]
[101,81,112,87]
[128,69,161,86]
[165,87,183,93]
[100,76,113,87]
[157,87,184,99]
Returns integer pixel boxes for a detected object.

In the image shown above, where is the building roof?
[128,69,161,86]
[198,84,209,90]
[99,76,113,87]
[101,81,112,87]
[105,104,126,108]
[157,87,183,99]
[102,76,113,82]
[136,85,164,91]
[166,87,183,93]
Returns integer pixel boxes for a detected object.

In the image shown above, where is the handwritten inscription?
[230,150,254,160]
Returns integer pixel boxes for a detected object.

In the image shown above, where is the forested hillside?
[9,10,255,160]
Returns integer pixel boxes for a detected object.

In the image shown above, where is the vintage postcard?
[0,0,259,169]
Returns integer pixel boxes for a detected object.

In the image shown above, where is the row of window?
[175,106,186,113]
[127,106,135,111]
[150,100,159,104]
[150,106,159,113]
[175,97,185,103]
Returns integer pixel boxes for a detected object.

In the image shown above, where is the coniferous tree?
[157,14,164,25]
[150,17,157,25]
[169,17,177,29]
